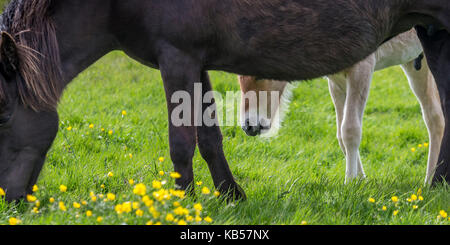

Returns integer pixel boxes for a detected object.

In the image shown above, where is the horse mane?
[1,0,62,111]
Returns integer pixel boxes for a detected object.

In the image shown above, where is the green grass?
[0,50,449,225]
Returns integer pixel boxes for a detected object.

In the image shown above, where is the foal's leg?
[340,56,375,182]
[328,75,347,155]
[196,71,246,200]
[401,59,444,185]
[417,28,450,185]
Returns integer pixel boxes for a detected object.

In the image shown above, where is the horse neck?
[51,0,119,86]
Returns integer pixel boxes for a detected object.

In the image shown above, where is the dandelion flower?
[97,217,103,223]
[107,193,116,201]
[133,183,147,196]
[136,209,144,217]
[418,144,423,148]
[194,203,203,212]
[300,221,307,225]
[73,202,81,209]
[213,191,220,197]
[152,180,162,189]
[170,172,181,179]
[35,200,40,208]
[423,143,429,147]
[201,187,211,195]
[59,202,67,212]
[91,196,97,202]
[413,205,418,210]
[9,217,21,226]
[49,197,55,203]
[196,181,203,186]
[382,206,387,211]
[440,210,448,218]
[159,171,165,176]
[32,185,39,192]
[129,179,135,185]
[122,110,127,116]
[108,130,113,135]
[419,196,424,201]
[393,210,399,216]
[158,157,165,163]
[59,185,67,193]
[26,195,37,203]
[391,196,399,203]
[368,198,375,203]
[86,210,93,217]
[67,126,72,131]
[107,172,114,177]
[166,213,175,222]
[89,124,94,129]
[411,148,416,152]
[178,220,187,225]
[0,188,5,196]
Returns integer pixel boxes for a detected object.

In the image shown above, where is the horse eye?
[0,114,11,126]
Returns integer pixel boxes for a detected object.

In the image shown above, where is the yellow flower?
[32,185,39,192]
[201,187,211,195]
[382,206,387,211]
[413,205,418,210]
[107,172,114,177]
[97,217,103,223]
[26,195,37,203]
[391,196,399,203]
[423,143,429,147]
[440,210,448,218]
[35,200,40,207]
[73,202,81,209]
[107,193,116,201]
[0,187,5,196]
[86,210,93,217]
[368,198,375,203]
[152,180,162,189]
[166,213,175,222]
[411,148,416,152]
[213,191,220,197]
[9,217,21,226]
[133,183,147,196]
[170,172,181,179]
[129,179,135,185]
[122,202,132,213]
[101,184,105,189]
[67,126,72,131]
[146,221,153,225]
[178,220,187,225]
[49,197,55,203]
[136,209,144,217]
[173,201,180,207]
[301,221,307,225]
[204,216,213,223]
[101,128,105,132]
[91,195,97,202]
[195,216,202,222]
[159,171,165,176]
[108,130,113,135]
[174,207,189,216]
[89,124,94,129]
[186,215,194,222]
[418,144,423,148]
[393,210,399,216]
[132,202,140,210]
[59,202,67,211]
[59,185,67,193]
[122,110,127,116]
[158,157,165,163]
[194,203,203,212]
[411,194,418,201]
[407,198,412,202]
[418,196,424,201]
[32,207,39,214]
[196,181,203,186]
[128,153,133,158]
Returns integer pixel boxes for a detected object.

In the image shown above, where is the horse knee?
[341,123,362,148]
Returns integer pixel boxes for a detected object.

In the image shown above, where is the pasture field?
[0,51,448,225]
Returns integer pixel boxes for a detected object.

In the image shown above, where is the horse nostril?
[242,119,261,136]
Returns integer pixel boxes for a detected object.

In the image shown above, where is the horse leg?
[328,75,347,155]
[401,59,444,185]
[416,28,450,185]
[196,71,246,200]
[158,48,201,193]
[340,56,375,183]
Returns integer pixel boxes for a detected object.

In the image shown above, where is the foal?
[240,30,444,184]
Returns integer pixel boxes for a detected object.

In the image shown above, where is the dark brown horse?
[0,0,449,202]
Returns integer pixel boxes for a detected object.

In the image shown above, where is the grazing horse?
[0,0,449,202]
[239,29,445,184]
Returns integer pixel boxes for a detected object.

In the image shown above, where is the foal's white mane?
[261,82,298,138]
